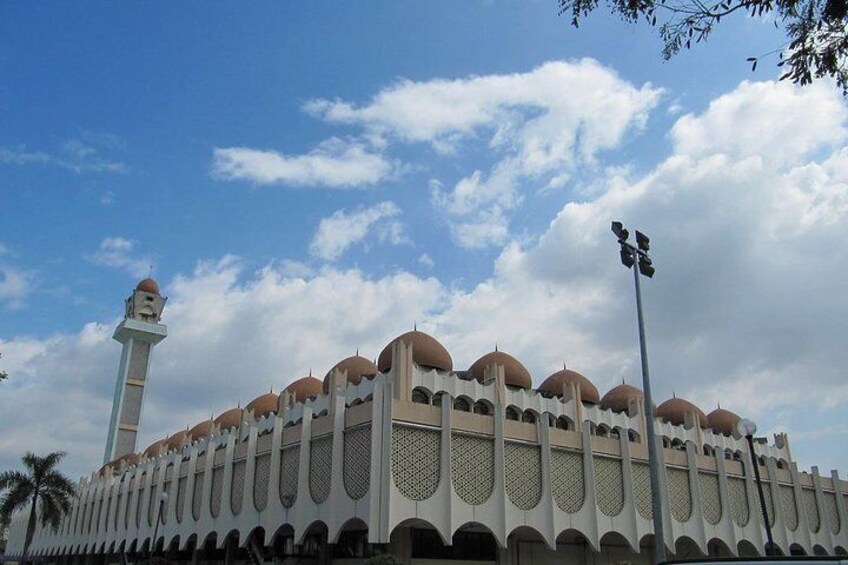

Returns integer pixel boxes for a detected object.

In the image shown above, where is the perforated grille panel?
[310,436,333,504]
[392,425,441,501]
[667,467,692,522]
[780,485,798,531]
[593,456,624,517]
[803,488,820,532]
[175,477,187,524]
[633,462,653,519]
[699,473,721,524]
[759,483,775,527]
[344,425,371,500]
[254,454,271,511]
[279,446,299,508]
[551,449,584,513]
[824,492,840,534]
[124,479,135,529]
[147,484,158,527]
[452,434,494,506]
[114,493,122,531]
[135,481,145,528]
[505,442,542,510]
[192,471,204,521]
[728,477,750,526]
[230,460,246,515]
[210,467,224,518]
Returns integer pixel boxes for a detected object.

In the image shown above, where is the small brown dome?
[706,407,741,436]
[142,438,167,458]
[165,430,189,450]
[468,350,532,389]
[136,277,160,295]
[188,419,214,441]
[601,383,644,413]
[284,376,323,403]
[655,396,707,428]
[539,367,600,404]
[246,392,279,418]
[377,330,453,373]
[214,407,244,430]
[99,452,139,475]
[323,355,379,393]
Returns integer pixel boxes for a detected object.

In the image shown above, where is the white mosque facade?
[5,279,848,564]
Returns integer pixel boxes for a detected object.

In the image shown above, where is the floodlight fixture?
[635,230,650,252]
[620,248,635,268]
[638,255,655,278]
[611,221,629,242]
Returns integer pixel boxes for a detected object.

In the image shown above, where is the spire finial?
[355,347,359,356]
[414,321,417,331]
[308,368,312,378]
[148,264,153,278]
[495,342,499,352]
[717,401,721,409]
[622,377,626,385]
[563,361,567,370]
[672,390,676,399]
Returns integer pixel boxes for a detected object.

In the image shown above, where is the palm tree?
[0,452,76,564]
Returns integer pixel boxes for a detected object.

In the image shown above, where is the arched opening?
[412,387,431,405]
[298,521,328,560]
[662,436,672,448]
[270,525,296,559]
[453,396,472,412]
[813,545,828,556]
[704,445,714,456]
[738,539,760,557]
[597,424,610,438]
[707,538,733,557]
[521,410,537,424]
[391,518,450,561]
[670,438,685,451]
[332,518,376,558]
[557,529,594,557]
[610,427,622,440]
[473,400,492,416]
[505,406,521,421]
[674,536,703,559]
[432,392,446,407]
[196,532,221,563]
[628,429,640,443]
[834,546,847,556]
[789,543,807,556]
[585,421,597,435]
[556,416,573,431]
[510,526,549,562]
[765,542,784,556]
[599,531,638,562]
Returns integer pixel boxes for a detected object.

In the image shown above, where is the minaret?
[103,277,168,464]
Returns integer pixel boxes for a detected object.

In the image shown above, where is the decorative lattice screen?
[230,460,246,515]
[392,425,441,501]
[780,485,798,531]
[210,466,224,518]
[147,483,159,527]
[759,483,775,527]
[451,434,494,506]
[192,471,204,521]
[633,462,653,519]
[253,454,271,511]
[593,456,624,517]
[699,473,721,525]
[667,468,692,522]
[344,425,371,500]
[310,436,333,504]
[124,479,135,529]
[803,488,820,532]
[824,492,840,534]
[175,477,187,524]
[114,493,122,530]
[551,449,584,513]
[279,446,299,508]
[728,477,749,526]
[505,442,542,510]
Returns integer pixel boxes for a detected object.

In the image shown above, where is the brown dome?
[323,355,379,393]
[188,419,214,441]
[706,407,741,436]
[246,392,279,418]
[142,438,167,458]
[601,383,644,413]
[99,452,139,475]
[539,367,600,404]
[136,277,160,295]
[165,430,189,450]
[377,330,453,373]
[655,396,707,428]
[214,407,244,431]
[284,376,323,403]
[468,350,532,389]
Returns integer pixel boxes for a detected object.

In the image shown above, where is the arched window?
[671,438,684,451]
[521,411,537,424]
[585,421,597,435]
[432,392,445,407]
[610,427,621,440]
[703,445,714,456]
[505,406,521,421]
[473,401,491,416]
[627,429,640,443]
[597,425,610,438]
[453,397,471,412]
[411,388,430,405]
[556,416,573,431]
[662,436,672,449]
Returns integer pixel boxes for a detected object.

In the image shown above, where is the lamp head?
[736,418,757,438]
[635,230,650,252]
[611,221,629,242]
[160,490,169,502]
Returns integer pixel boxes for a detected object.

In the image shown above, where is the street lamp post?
[611,221,666,563]
[737,418,775,556]
[150,490,169,564]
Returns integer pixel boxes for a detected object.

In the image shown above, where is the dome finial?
[672,390,676,398]
[563,361,567,370]
[355,347,359,356]
[495,342,499,352]
[413,321,417,331]
[622,377,626,385]
[717,401,721,409]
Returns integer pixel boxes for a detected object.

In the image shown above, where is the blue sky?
[1,2,847,479]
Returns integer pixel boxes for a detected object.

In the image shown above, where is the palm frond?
[0,470,33,492]
[41,471,77,498]
[39,493,63,530]
[0,481,33,521]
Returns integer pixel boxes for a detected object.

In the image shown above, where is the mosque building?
[5,278,848,564]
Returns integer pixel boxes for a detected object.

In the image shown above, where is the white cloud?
[418,254,435,269]
[86,237,152,278]
[212,137,394,188]
[0,136,126,174]
[309,201,406,261]
[0,265,33,309]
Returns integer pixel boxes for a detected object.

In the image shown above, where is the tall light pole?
[611,221,666,563]
[150,490,169,564]
[737,418,775,556]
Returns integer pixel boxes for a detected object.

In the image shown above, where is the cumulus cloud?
[86,237,153,278]
[0,265,34,309]
[309,201,406,261]
[212,137,394,188]
[0,135,126,174]
[2,79,848,478]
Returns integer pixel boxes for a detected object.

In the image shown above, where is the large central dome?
[377,330,453,373]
